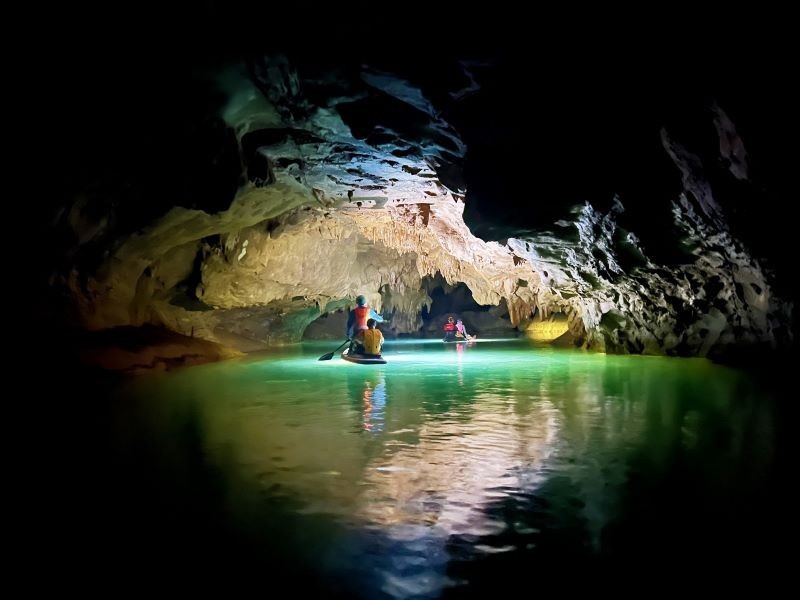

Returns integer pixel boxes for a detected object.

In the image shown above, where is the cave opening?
[420,274,489,323]
[419,274,524,339]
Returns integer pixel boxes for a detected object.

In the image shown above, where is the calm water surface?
[49,339,791,595]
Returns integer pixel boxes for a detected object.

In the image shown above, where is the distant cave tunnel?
[420,275,490,323]
[302,275,522,341]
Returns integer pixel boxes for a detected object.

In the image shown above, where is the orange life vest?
[354,306,370,331]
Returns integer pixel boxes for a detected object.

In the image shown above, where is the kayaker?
[443,315,457,341]
[347,295,385,354]
[346,295,385,339]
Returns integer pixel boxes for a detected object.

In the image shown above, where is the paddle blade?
[318,339,350,361]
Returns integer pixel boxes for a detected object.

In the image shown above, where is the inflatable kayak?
[342,348,387,364]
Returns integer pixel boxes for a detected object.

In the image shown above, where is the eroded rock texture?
[47,55,792,358]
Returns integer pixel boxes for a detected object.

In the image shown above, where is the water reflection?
[453,340,474,386]
[359,372,386,433]
[112,342,782,596]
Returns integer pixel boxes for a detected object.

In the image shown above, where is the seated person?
[443,315,457,341]
[455,318,476,340]
[353,318,384,356]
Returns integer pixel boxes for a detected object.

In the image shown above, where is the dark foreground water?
[34,339,794,595]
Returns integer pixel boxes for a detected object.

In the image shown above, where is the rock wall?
[47,56,792,357]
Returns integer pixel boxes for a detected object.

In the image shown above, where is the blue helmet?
[356,295,367,306]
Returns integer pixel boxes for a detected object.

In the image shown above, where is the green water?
[54,339,790,595]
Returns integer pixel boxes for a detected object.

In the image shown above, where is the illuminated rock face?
[508,195,787,357]
[54,57,791,357]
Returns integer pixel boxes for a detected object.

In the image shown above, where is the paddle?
[318,339,351,361]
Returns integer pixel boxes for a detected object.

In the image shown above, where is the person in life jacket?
[347,295,385,352]
[354,318,384,356]
[443,315,457,341]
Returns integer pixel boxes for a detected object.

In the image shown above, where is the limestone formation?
[50,56,791,359]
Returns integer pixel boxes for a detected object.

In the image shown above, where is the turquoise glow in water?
[81,339,784,595]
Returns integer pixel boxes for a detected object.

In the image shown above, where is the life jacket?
[362,329,383,355]
[443,322,456,332]
[354,306,370,331]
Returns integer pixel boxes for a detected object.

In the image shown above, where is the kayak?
[342,348,387,364]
